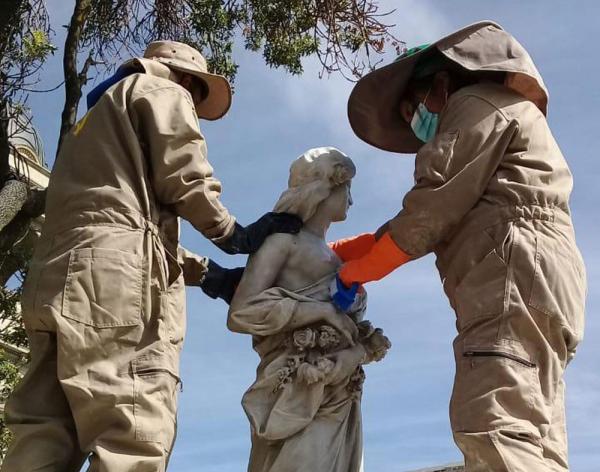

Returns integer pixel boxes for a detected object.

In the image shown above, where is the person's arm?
[178,246,208,287]
[328,232,376,262]
[339,93,518,287]
[132,84,301,254]
[178,245,245,304]
[132,85,235,243]
[229,234,357,342]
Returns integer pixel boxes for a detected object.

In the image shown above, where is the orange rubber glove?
[329,233,376,262]
[339,232,412,286]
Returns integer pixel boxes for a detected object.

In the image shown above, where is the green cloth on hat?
[396,44,430,61]
[395,43,450,79]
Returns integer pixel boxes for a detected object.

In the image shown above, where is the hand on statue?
[215,212,302,255]
[200,259,244,304]
[325,344,367,385]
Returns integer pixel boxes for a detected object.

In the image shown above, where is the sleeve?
[338,94,518,286]
[132,86,235,243]
[339,232,411,286]
[177,246,209,286]
[328,233,376,262]
[388,94,518,258]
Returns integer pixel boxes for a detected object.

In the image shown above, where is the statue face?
[318,182,352,223]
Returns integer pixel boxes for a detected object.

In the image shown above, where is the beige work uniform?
[387,82,586,471]
[2,60,235,471]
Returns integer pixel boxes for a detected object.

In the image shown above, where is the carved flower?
[287,354,305,370]
[363,328,392,363]
[315,357,334,376]
[293,328,317,351]
[357,320,375,339]
[317,325,341,351]
[330,162,355,186]
[297,362,324,384]
[274,366,294,392]
[346,366,366,393]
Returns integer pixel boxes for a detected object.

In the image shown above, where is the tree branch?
[57,0,92,156]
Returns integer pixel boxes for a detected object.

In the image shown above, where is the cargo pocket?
[451,341,541,433]
[62,247,142,327]
[133,354,180,448]
[161,276,186,346]
[528,230,586,343]
[454,247,508,331]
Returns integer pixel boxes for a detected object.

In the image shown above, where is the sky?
[23,1,600,471]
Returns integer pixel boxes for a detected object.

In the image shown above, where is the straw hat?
[142,40,232,120]
[347,21,548,154]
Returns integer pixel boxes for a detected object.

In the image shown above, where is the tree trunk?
[0,108,9,180]
[56,0,92,156]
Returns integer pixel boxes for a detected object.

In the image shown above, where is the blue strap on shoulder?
[86,67,136,110]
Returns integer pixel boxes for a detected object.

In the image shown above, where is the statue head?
[274,147,356,223]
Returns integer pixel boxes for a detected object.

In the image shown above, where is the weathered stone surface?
[407,464,464,472]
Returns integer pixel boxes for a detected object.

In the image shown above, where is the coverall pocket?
[160,276,186,345]
[133,355,180,448]
[451,341,541,433]
[528,229,586,343]
[62,247,143,327]
[454,248,508,331]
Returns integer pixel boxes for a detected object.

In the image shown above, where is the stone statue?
[228,147,391,472]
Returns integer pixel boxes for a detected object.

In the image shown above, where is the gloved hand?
[200,259,244,305]
[215,212,302,255]
[330,274,360,312]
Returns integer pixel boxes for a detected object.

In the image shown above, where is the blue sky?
[26,1,600,471]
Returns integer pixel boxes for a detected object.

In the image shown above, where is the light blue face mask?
[410,93,439,143]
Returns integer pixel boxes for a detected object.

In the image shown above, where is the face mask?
[410,91,439,143]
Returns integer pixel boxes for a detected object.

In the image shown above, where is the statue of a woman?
[228,147,391,472]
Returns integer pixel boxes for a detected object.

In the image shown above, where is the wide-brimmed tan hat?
[347,21,548,154]
[140,40,232,120]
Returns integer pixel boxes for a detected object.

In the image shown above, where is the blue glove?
[331,274,359,312]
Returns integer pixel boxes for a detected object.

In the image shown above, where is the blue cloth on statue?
[331,274,359,312]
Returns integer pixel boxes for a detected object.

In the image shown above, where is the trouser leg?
[450,332,549,471]
[447,220,583,472]
[450,310,567,472]
[54,304,182,472]
[56,330,180,472]
[1,330,86,472]
[541,379,569,471]
[452,377,569,472]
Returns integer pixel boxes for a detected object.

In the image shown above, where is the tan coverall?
[2,60,234,471]
[387,82,586,471]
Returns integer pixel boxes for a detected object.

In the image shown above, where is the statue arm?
[229,233,291,311]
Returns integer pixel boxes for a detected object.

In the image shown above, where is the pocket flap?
[63,247,142,328]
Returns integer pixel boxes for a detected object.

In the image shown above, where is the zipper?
[464,350,536,368]
[135,367,183,391]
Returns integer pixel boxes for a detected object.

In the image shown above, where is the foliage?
[0,285,28,459]
[57,0,402,148]
[0,0,49,360]
[22,29,56,61]
[0,283,29,351]
[0,0,55,100]
[1,0,54,181]
[0,344,26,458]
